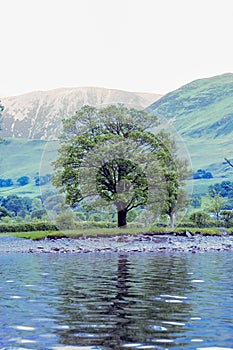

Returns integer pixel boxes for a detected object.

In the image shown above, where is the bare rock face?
[1,87,161,140]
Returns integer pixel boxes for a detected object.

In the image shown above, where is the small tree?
[219,210,233,227]
[32,197,43,210]
[191,195,202,208]
[189,211,211,227]
[31,209,47,220]
[55,211,76,230]
[0,206,11,220]
[203,192,227,220]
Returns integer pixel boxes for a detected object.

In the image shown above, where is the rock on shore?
[0,233,233,254]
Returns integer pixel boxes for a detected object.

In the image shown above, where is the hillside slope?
[1,87,161,140]
[148,73,233,173]
[149,73,233,138]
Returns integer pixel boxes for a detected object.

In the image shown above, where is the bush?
[55,212,76,230]
[189,211,211,228]
[0,206,11,219]
[220,210,233,227]
[17,176,30,186]
[0,221,58,233]
[31,209,47,220]
[74,221,116,229]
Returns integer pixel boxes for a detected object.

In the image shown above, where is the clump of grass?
[0,225,226,240]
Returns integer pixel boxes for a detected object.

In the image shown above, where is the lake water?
[0,251,232,349]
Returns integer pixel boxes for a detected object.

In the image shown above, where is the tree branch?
[224,157,233,168]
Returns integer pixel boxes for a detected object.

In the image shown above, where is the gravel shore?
[1,233,233,253]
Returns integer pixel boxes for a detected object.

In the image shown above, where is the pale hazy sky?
[1,0,233,97]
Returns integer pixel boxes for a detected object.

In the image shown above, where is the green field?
[0,138,58,198]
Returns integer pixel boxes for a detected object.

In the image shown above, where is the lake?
[0,251,232,349]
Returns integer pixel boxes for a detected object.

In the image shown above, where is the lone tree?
[53,105,189,227]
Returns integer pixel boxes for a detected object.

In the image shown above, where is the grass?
[0,227,152,240]
[0,226,229,240]
[0,138,56,198]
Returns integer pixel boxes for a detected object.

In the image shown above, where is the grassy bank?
[0,226,230,240]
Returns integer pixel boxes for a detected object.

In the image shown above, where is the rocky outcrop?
[1,87,161,140]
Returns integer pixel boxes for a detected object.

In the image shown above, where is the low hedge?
[0,221,58,233]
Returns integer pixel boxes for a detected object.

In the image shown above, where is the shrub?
[31,209,47,220]
[189,211,211,228]
[17,176,30,186]
[0,221,58,233]
[0,206,11,219]
[55,212,76,230]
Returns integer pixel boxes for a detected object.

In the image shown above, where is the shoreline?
[0,233,233,254]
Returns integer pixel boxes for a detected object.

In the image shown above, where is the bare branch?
[224,157,233,168]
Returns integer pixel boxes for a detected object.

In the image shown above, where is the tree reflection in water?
[50,253,195,349]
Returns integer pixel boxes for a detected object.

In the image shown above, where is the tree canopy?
[53,105,190,227]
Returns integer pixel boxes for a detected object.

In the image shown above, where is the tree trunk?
[117,208,127,228]
[169,213,175,228]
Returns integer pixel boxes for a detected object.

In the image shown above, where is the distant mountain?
[1,87,161,140]
[148,73,233,173]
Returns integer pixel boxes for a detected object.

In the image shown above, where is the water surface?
[0,251,232,349]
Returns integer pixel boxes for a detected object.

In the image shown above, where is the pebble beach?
[1,233,233,254]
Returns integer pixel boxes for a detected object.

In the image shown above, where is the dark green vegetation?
[53,105,189,227]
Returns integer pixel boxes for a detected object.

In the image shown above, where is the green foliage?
[0,178,13,187]
[55,211,76,230]
[17,176,30,186]
[193,169,213,179]
[191,194,202,208]
[189,211,211,228]
[53,105,189,227]
[88,213,105,222]
[34,174,51,186]
[1,216,12,223]
[0,206,11,220]
[0,221,58,233]
[0,179,13,187]
[1,195,32,216]
[31,209,47,220]
[208,181,233,198]
[75,211,87,221]
[126,209,138,222]
[219,210,233,227]
[0,194,48,221]
[203,192,227,220]
[32,197,43,210]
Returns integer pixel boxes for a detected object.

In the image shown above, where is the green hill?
[0,139,56,198]
[148,73,233,195]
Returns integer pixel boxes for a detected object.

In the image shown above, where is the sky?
[1,0,233,97]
